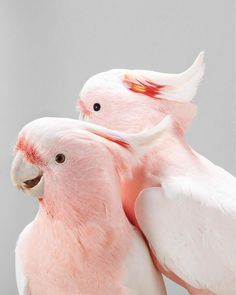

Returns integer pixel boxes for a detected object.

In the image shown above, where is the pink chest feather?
[18,210,131,295]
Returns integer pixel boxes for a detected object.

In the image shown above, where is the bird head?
[77,52,204,133]
[11,117,172,202]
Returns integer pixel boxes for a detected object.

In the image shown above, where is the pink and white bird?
[77,52,236,295]
[11,117,169,295]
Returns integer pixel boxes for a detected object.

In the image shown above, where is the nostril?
[24,175,42,189]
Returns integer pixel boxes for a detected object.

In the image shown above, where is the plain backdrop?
[0,0,235,294]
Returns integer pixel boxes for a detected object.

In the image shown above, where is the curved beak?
[78,112,86,121]
[78,100,90,121]
[11,151,44,198]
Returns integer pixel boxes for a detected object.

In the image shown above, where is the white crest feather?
[124,52,205,102]
[83,116,172,155]
[126,116,172,154]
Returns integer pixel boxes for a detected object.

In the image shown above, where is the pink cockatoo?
[77,52,236,295]
[11,117,170,295]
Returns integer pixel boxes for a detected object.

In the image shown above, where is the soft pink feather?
[76,56,223,294]
[15,123,141,295]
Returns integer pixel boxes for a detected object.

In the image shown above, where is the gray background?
[0,0,235,294]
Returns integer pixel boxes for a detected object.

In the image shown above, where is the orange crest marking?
[130,83,147,93]
[124,73,166,98]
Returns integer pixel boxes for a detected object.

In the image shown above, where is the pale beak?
[11,151,44,198]
[78,112,90,122]
[78,100,91,121]
[78,111,86,120]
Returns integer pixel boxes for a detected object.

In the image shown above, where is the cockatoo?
[11,117,169,295]
[77,52,236,295]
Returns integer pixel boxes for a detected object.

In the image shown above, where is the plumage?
[135,137,236,295]
[124,52,205,102]
[77,52,236,295]
[11,117,167,295]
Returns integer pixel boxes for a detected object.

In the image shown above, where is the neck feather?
[38,166,126,227]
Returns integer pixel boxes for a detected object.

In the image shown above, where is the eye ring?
[93,103,101,112]
[55,153,66,164]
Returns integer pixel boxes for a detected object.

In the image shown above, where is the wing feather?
[15,249,30,295]
[135,165,236,295]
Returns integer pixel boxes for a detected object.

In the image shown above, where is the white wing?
[15,224,33,295]
[135,168,236,295]
[123,227,167,295]
[15,249,30,295]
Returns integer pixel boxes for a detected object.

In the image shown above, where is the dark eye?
[93,103,101,111]
[55,153,65,164]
